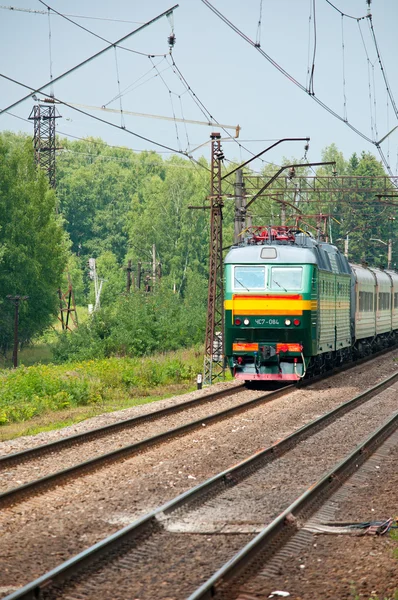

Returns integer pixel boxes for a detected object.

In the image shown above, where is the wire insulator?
[168,33,176,49]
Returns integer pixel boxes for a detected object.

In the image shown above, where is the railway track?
[1,345,395,509]
[5,369,398,600]
[0,383,292,507]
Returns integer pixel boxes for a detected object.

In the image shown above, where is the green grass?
[0,384,197,441]
[0,347,204,440]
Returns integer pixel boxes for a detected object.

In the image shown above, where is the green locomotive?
[224,226,353,382]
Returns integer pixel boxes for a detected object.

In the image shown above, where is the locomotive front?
[224,229,317,382]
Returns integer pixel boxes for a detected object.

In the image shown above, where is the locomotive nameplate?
[253,317,281,326]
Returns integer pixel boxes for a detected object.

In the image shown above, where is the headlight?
[243,318,250,326]
[285,319,291,326]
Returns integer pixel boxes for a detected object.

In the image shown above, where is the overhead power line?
[368,14,398,122]
[0,4,178,117]
[201,0,397,177]
[324,0,364,21]
[0,5,144,24]
[201,0,373,145]
[0,73,183,154]
[37,0,167,58]
[2,75,215,173]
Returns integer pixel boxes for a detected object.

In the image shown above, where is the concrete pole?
[344,235,349,258]
[152,244,156,287]
[388,239,392,269]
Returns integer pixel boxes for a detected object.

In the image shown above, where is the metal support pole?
[204,132,225,385]
[28,100,61,189]
[12,300,19,369]
[234,169,243,244]
[280,202,286,226]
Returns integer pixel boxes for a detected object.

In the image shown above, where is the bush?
[0,349,203,425]
[53,274,207,363]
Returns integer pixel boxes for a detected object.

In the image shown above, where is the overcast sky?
[1,0,398,171]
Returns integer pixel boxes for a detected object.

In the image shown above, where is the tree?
[0,134,68,352]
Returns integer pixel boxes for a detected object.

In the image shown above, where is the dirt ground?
[240,434,398,600]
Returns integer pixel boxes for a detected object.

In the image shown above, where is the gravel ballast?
[0,352,397,594]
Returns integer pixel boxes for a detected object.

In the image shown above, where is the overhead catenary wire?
[201,0,373,145]
[0,4,179,117]
[0,5,145,24]
[37,0,167,58]
[324,0,364,21]
[113,46,125,129]
[255,0,263,47]
[102,57,169,108]
[201,0,396,178]
[368,13,398,121]
[178,94,191,152]
[357,19,376,141]
[31,1,239,170]
[0,72,185,154]
[308,0,317,96]
[306,0,313,91]
[168,54,278,167]
[341,14,347,121]
[47,6,54,97]
[5,109,189,154]
[149,55,182,151]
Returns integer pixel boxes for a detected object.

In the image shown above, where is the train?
[224,226,398,382]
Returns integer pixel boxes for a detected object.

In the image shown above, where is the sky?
[1,0,398,172]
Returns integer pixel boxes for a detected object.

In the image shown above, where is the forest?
[1,130,397,363]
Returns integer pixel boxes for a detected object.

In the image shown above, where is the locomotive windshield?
[233,265,303,291]
[234,266,266,290]
[270,267,302,291]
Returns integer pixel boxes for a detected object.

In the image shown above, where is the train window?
[378,292,390,310]
[394,293,398,309]
[270,267,302,291]
[234,266,266,290]
[359,291,374,312]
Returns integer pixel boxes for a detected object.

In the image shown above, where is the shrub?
[0,348,203,425]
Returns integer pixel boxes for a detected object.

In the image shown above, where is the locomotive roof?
[225,236,352,275]
[225,244,317,265]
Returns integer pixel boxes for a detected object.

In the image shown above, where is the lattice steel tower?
[203,132,225,385]
[29,98,61,188]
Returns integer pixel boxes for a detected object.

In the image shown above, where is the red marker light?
[234,318,242,325]
[237,356,243,364]
[293,319,301,326]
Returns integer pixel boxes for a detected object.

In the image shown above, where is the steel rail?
[188,415,398,599]
[0,385,292,508]
[4,370,398,600]
[0,384,245,468]
[2,343,396,471]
